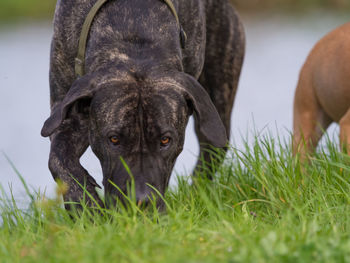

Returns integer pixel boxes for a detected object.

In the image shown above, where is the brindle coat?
[41,0,245,209]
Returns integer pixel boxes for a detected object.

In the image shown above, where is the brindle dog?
[41,0,245,209]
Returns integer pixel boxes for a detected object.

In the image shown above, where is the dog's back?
[303,22,350,122]
[293,22,350,158]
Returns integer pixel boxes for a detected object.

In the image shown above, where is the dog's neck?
[76,0,186,77]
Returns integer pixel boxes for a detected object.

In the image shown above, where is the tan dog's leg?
[293,66,332,161]
[339,109,350,154]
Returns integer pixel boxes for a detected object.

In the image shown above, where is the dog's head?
[41,71,227,208]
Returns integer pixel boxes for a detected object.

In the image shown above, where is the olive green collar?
[75,0,187,77]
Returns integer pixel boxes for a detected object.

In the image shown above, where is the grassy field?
[1,135,350,262]
[0,0,349,22]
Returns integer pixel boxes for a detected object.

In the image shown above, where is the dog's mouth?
[104,188,166,211]
[100,157,172,211]
[103,177,167,210]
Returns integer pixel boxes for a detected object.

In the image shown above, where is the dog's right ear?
[177,74,228,148]
[41,75,97,137]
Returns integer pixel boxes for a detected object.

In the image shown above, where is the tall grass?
[1,134,350,262]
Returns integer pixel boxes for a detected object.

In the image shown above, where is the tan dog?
[293,22,350,159]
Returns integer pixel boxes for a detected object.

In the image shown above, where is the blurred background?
[0,0,349,203]
[0,0,349,21]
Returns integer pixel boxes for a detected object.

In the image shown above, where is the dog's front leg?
[48,116,104,210]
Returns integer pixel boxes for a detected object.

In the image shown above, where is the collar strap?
[162,0,187,48]
[75,0,187,77]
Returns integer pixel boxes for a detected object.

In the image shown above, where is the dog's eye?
[160,136,171,147]
[110,136,120,145]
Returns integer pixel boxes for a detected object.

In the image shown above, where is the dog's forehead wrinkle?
[94,70,135,84]
[90,49,183,75]
[93,90,137,122]
[150,93,184,122]
[94,90,182,134]
[153,79,186,93]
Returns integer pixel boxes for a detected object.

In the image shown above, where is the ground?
[1,134,350,263]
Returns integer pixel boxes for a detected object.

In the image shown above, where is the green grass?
[2,134,350,262]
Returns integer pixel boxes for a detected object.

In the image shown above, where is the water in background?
[0,13,347,202]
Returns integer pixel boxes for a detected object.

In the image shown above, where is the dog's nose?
[137,199,150,207]
[136,192,152,207]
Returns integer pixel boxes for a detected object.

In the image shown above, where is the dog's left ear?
[181,74,227,148]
